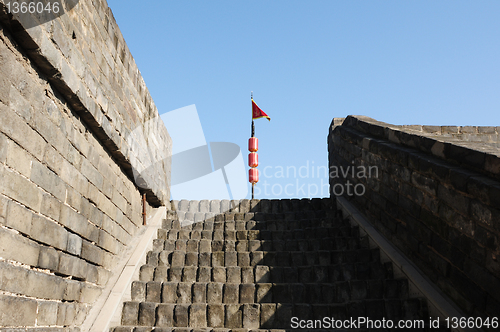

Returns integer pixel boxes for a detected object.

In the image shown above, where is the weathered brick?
[31,214,68,251]
[6,200,33,235]
[1,167,42,212]
[121,302,139,326]
[26,270,66,300]
[40,192,62,222]
[80,283,102,304]
[174,304,189,327]
[67,233,83,255]
[0,227,40,266]
[0,294,37,326]
[6,139,32,177]
[189,303,207,328]
[37,301,59,326]
[156,304,174,327]
[38,246,59,271]
[0,103,45,160]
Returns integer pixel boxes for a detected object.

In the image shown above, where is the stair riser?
[171,198,332,215]
[121,299,423,329]
[162,219,346,232]
[132,280,409,304]
[146,249,378,268]
[152,239,369,254]
[139,263,392,284]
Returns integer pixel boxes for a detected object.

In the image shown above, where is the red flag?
[252,99,271,121]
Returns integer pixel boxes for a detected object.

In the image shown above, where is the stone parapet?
[329,115,500,321]
[0,0,171,328]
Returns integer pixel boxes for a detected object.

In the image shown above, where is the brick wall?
[328,115,500,320]
[0,0,171,329]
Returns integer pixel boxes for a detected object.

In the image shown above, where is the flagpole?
[251,92,255,199]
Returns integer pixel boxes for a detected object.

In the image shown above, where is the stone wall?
[0,0,171,329]
[328,115,500,319]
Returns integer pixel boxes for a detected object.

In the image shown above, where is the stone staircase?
[111,198,437,331]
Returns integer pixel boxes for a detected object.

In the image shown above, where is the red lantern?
[249,168,259,183]
[248,137,258,152]
[248,152,258,168]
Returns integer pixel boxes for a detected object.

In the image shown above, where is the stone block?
[67,233,83,256]
[241,267,254,284]
[207,283,223,303]
[121,302,139,325]
[81,240,105,267]
[37,300,59,326]
[0,261,29,296]
[199,239,211,252]
[213,267,226,283]
[38,246,59,271]
[198,266,211,282]
[192,283,207,303]
[168,267,182,282]
[242,303,259,328]
[0,294,37,326]
[256,283,272,303]
[223,284,239,304]
[238,252,250,266]
[6,139,32,178]
[207,304,224,327]
[156,303,174,327]
[189,303,207,327]
[177,283,192,304]
[174,304,189,327]
[6,200,33,235]
[138,302,156,326]
[188,200,199,213]
[225,304,242,328]
[26,270,66,300]
[0,104,46,161]
[255,266,270,283]
[220,200,230,213]
[182,266,197,282]
[212,252,224,267]
[161,282,176,303]
[225,252,237,266]
[146,281,162,303]
[2,167,42,212]
[80,283,102,304]
[0,227,40,266]
[40,192,62,222]
[30,160,67,201]
[64,280,82,302]
[210,200,221,213]
[227,266,241,283]
[31,214,68,251]
[240,284,255,303]
[0,133,8,164]
[185,252,198,266]
[171,251,185,267]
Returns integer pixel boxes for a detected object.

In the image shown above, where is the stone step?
[157,227,362,242]
[145,247,378,268]
[119,299,426,329]
[162,217,345,231]
[167,211,337,224]
[112,328,291,332]
[139,263,394,284]
[170,198,332,214]
[132,279,410,304]
[152,237,370,254]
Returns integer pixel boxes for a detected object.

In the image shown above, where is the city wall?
[0,0,171,328]
[328,115,500,319]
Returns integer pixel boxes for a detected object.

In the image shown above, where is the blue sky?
[106,0,500,200]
